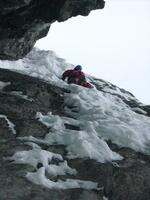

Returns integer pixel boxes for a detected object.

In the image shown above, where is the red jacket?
[62,69,93,88]
[62,69,86,85]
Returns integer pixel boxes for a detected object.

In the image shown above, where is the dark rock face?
[0,68,150,200]
[0,0,105,60]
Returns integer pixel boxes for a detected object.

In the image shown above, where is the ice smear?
[132,107,147,115]
[0,81,10,90]
[0,114,16,134]
[103,196,109,200]
[26,167,98,190]
[10,91,33,101]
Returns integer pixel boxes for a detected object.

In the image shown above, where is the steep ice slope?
[0,48,150,192]
[0,48,150,155]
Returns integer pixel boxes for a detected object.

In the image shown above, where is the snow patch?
[24,0,31,4]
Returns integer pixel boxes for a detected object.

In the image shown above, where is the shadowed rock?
[0,0,105,60]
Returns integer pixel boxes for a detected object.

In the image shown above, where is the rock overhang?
[0,0,105,60]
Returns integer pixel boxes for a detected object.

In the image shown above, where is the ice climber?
[62,65,93,88]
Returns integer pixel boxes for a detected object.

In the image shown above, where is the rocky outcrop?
[0,68,150,200]
[0,0,105,60]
